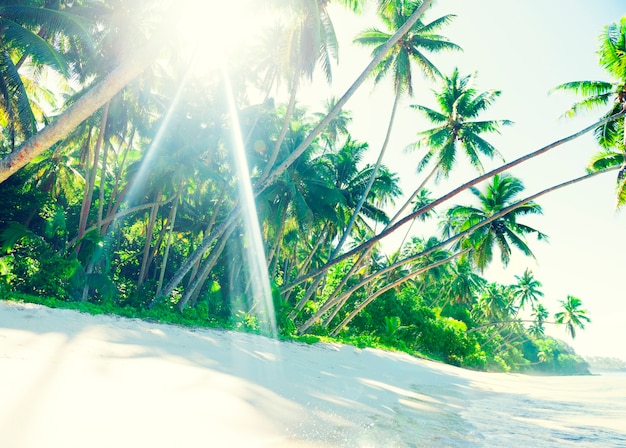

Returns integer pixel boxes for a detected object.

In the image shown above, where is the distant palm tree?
[476,282,515,321]
[551,17,626,207]
[446,174,547,270]
[554,295,590,339]
[529,303,549,337]
[443,258,486,309]
[511,268,544,311]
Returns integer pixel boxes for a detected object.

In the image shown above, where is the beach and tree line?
[0,0,623,375]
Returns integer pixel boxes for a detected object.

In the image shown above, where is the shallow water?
[289,372,626,447]
[351,374,626,447]
[460,375,626,447]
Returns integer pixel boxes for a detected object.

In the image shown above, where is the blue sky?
[299,0,626,359]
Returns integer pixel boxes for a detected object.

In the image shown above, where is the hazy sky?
[298,0,626,359]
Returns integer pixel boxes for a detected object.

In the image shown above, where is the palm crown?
[551,17,626,207]
[444,173,547,271]
[409,68,512,179]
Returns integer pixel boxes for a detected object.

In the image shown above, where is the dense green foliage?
[0,0,618,375]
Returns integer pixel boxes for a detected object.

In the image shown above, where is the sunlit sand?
[1,301,625,447]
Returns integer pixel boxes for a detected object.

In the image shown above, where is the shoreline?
[1,300,625,447]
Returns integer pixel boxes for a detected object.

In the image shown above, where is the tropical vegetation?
[1,0,621,375]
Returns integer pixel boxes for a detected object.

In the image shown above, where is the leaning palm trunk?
[307,162,441,327]
[283,225,329,304]
[301,166,619,335]
[175,222,238,311]
[0,43,158,184]
[257,75,299,185]
[283,111,626,294]
[72,196,175,249]
[329,250,466,336]
[104,127,135,228]
[335,92,401,257]
[298,241,466,333]
[156,184,183,296]
[294,93,402,320]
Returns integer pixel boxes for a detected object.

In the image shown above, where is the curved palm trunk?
[105,127,135,225]
[0,41,158,184]
[282,225,328,304]
[266,205,288,270]
[336,92,401,255]
[329,251,465,337]
[97,144,109,231]
[299,166,619,334]
[258,75,299,185]
[72,195,175,248]
[282,111,626,293]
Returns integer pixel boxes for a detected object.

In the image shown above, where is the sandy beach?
[1,300,625,447]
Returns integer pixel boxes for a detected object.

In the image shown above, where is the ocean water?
[459,374,626,447]
[299,371,626,448]
[358,373,626,448]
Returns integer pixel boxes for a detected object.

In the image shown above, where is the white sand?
[1,300,625,447]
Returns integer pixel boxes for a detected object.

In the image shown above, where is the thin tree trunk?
[336,92,400,255]
[266,206,288,269]
[73,195,175,248]
[138,189,162,287]
[104,127,135,231]
[176,222,238,311]
[77,102,109,250]
[156,185,183,296]
[258,75,299,185]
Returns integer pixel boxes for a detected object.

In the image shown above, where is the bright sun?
[169,0,272,76]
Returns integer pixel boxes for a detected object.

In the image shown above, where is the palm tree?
[0,1,92,149]
[337,1,459,253]
[554,295,591,339]
[529,303,549,337]
[446,173,547,271]
[511,268,544,311]
[256,0,340,184]
[392,68,511,247]
[292,1,460,322]
[441,258,486,309]
[408,68,511,181]
[476,282,516,321]
[551,17,626,207]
